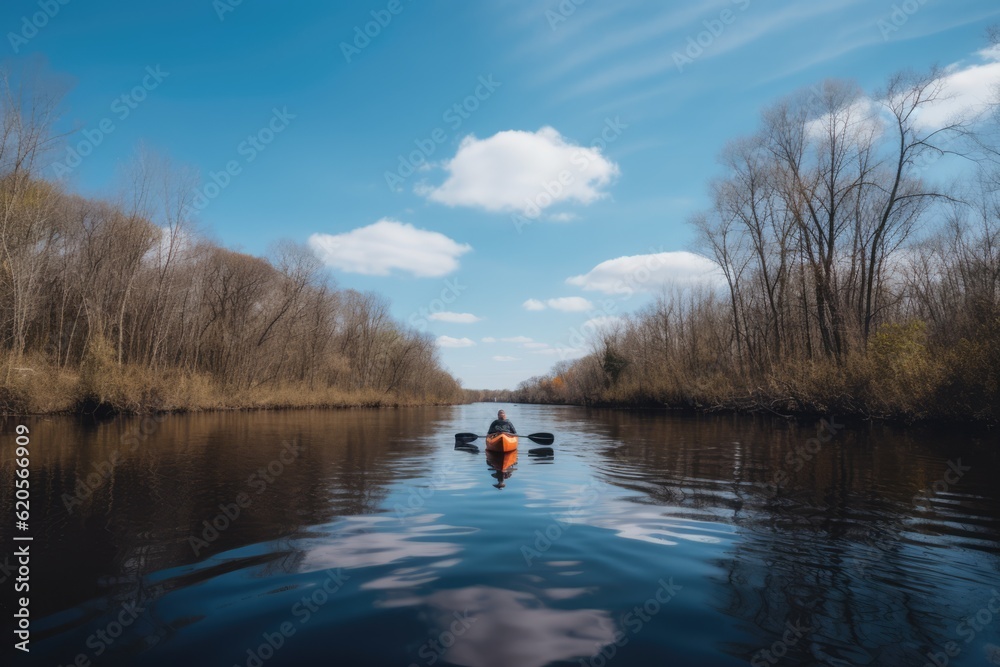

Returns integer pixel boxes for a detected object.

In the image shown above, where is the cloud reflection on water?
[422,586,617,667]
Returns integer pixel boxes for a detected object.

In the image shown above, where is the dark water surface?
[2,404,1000,666]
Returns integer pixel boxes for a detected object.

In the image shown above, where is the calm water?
[2,404,1000,666]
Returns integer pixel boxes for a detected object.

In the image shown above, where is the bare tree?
[0,65,64,376]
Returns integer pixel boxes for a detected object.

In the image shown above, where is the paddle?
[455,432,555,446]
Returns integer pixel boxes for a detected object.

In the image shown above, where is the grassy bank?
[479,320,1000,424]
[1,355,463,416]
[554,354,997,424]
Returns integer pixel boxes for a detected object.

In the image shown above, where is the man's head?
[498,410,506,419]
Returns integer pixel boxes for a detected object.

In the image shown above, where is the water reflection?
[2,406,999,666]
[527,446,555,463]
[302,514,468,572]
[420,586,616,667]
[486,450,517,489]
[574,408,1000,666]
[0,409,446,625]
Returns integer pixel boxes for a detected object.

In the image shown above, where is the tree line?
[510,60,1000,422]
[0,67,462,414]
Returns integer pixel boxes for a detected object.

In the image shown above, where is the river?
[2,404,999,666]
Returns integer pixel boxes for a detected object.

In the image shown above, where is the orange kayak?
[486,449,518,472]
[484,432,518,452]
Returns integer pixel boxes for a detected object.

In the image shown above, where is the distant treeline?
[0,68,462,414]
[508,65,1000,422]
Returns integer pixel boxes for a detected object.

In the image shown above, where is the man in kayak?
[487,409,517,435]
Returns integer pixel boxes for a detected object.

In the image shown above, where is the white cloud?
[309,219,471,278]
[522,299,546,311]
[546,297,594,312]
[566,251,724,294]
[418,127,619,214]
[555,0,864,101]
[147,224,196,267]
[582,316,624,332]
[523,297,596,312]
[803,47,1000,142]
[492,356,518,362]
[481,337,498,343]
[532,346,588,359]
[533,3,725,86]
[908,47,1000,130]
[522,342,549,349]
[501,336,533,344]
[805,96,883,144]
[437,336,476,348]
[428,312,482,324]
[548,212,578,222]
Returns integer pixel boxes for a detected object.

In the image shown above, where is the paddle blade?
[455,432,479,444]
[525,432,554,445]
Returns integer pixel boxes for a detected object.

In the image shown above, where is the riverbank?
[0,359,463,416]
[546,392,999,426]
[482,346,999,425]
[497,396,999,426]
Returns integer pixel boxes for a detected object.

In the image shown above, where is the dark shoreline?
[4,392,995,429]
[499,398,1000,428]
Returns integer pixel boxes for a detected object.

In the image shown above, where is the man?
[487,409,517,435]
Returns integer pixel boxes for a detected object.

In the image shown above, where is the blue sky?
[4,0,1000,389]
